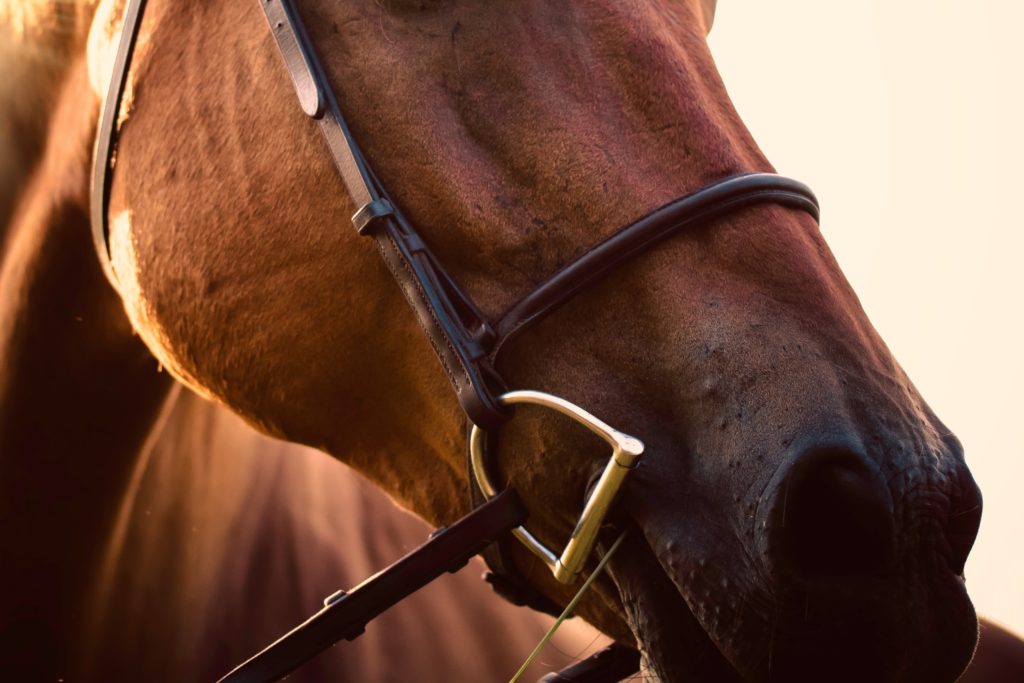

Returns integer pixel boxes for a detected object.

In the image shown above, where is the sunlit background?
[709,1,1023,635]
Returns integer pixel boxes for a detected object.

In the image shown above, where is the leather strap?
[473,176,818,635]
[218,488,529,683]
[493,173,819,353]
[93,0,821,432]
[260,0,370,207]
[258,0,513,429]
[90,0,148,288]
[363,205,511,429]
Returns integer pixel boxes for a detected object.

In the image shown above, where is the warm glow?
[0,0,42,37]
[86,0,117,98]
[109,210,216,402]
[710,1,1024,636]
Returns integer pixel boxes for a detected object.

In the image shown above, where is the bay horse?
[4,0,1021,680]
[0,5,601,681]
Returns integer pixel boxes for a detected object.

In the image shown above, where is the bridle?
[90,0,820,681]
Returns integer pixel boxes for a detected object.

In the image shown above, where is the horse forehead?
[291,0,755,303]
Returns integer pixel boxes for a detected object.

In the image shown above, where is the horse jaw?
[607,533,744,682]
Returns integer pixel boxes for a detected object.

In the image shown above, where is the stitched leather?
[361,207,511,429]
[261,0,373,208]
[493,173,819,355]
[260,0,513,429]
[218,488,529,683]
[260,0,323,117]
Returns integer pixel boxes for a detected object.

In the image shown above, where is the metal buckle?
[469,390,644,584]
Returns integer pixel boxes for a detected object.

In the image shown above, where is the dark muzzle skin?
[765,440,897,580]
[569,262,986,682]
[617,395,983,682]
[492,217,986,681]
[618,440,981,681]
[756,437,982,681]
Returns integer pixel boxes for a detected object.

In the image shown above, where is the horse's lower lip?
[608,525,981,683]
[605,530,744,682]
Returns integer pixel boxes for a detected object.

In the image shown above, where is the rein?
[90,0,820,681]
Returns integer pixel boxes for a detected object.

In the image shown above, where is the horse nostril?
[773,444,896,579]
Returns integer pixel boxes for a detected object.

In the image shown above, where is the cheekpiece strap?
[90,0,149,288]
[260,0,512,430]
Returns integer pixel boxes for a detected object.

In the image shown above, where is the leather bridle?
[90,1,820,681]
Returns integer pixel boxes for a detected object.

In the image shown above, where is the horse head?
[96,0,982,679]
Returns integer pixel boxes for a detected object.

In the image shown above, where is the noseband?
[91,0,820,681]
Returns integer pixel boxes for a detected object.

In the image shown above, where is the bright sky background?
[709,1,1023,636]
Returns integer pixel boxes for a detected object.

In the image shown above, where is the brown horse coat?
[2,1,1022,681]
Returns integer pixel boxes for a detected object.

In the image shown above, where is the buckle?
[469,390,644,584]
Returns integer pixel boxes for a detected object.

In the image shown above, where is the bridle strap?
[90,0,512,429]
[260,0,371,207]
[257,0,821,429]
[218,488,529,683]
[91,0,820,431]
[90,0,148,288]
[493,173,819,352]
[261,0,515,429]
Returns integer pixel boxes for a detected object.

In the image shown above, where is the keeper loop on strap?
[352,198,395,235]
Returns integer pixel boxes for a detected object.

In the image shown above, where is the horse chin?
[608,533,745,682]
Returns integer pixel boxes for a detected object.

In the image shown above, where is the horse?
[1,0,1018,680]
[0,6,602,681]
